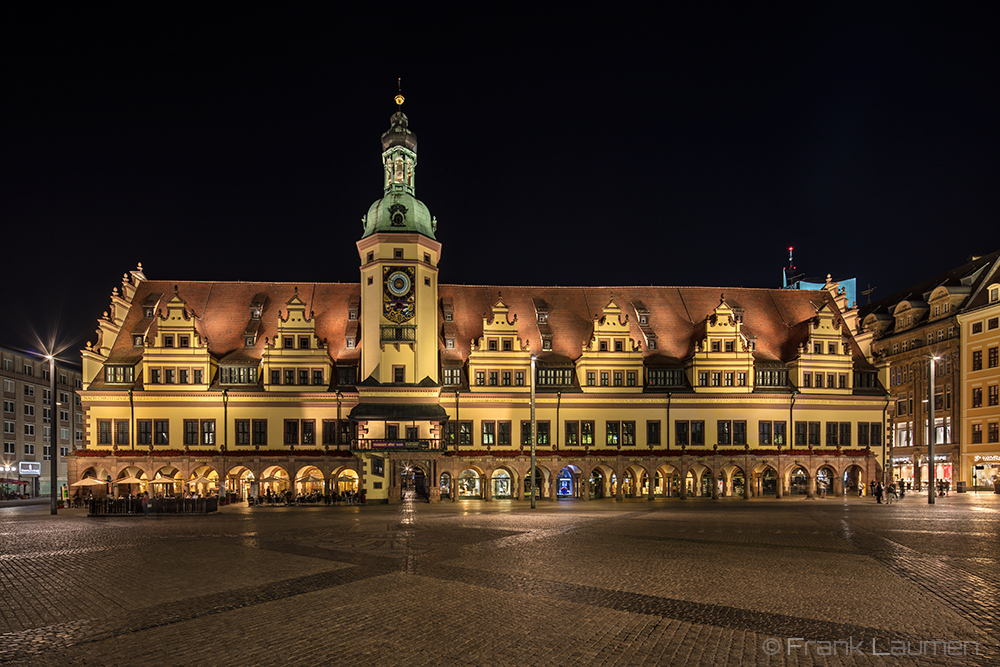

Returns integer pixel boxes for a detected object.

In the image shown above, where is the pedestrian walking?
[141,491,149,517]
[875,482,884,504]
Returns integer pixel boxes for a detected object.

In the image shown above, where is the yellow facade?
[72,103,889,505]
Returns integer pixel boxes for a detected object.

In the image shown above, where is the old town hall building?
[72,100,890,503]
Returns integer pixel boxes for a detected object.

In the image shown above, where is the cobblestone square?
[1,494,998,666]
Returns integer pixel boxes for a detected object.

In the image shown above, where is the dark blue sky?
[3,3,998,361]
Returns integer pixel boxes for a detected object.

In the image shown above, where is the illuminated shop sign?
[973,455,1000,462]
[18,461,41,476]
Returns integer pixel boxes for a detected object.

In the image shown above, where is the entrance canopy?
[348,403,449,421]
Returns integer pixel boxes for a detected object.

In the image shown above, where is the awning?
[348,403,450,421]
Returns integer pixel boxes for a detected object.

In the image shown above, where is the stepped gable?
[105,280,361,363]
[441,284,843,365]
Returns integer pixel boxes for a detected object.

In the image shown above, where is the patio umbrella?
[188,476,216,485]
[70,478,107,487]
[0,478,28,485]
[148,478,179,485]
[259,476,287,483]
[115,475,147,484]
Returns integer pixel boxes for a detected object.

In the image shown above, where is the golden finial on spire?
[394,78,405,107]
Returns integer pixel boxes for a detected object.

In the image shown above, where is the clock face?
[383,266,416,323]
[387,270,411,297]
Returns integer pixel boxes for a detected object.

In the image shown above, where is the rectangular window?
[114,420,129,446]
[587,372,595,386]
[313,370,324,385]
[606,421,620,446]
[236,419,251,445]
[476,371,485,386]
[626,371,636,387]
[600,372,609,387]
[973,350,983,371]
[826,422,839,447]
[154,420,169,445]
[138,420,152,445]
[711,372,721,387]
[802,372,811,388]
[2,400,12,413]
[972,424,983,443]
[858,422,870,446]
[3,442,13,455]
[675,420,689,446]
[808,422,821,446]
[973,388,983,408]
[521,421,532,445]
[322,420,337,446]
[581,420,594,446]
[482,421,495,446]
[989,422,999,443]
[24,443,34,455]
[691,420,705,446]
[179,369,189,384]
[163,335,173,348]
[613,371,623,387]
[717,420,731,445]
[759,421,772,445]
[271,370,280,385]
[301,420,315,445]
[165,369,174,384]
[990,347,999,369]
[498,421,511,446]
[989,385,999,407]
[284,370,295,385]
[443,367,461,386]
[724,371,733,387]
[459,421,472,445]
[184,419,199,446]
[565,421,579,446]
[737,372,746,387]
[502,371,511,386]
[299,370,309,386]
[284,420,298,445]
[621,421,635,446]
[795,421,807,446]
[299,336,310,349]
[840,422,851,446]
[253,419,267,446]
[98,420,112,445]
[24,404,34,417]
[646,420,660,446]
[488,371,498,386]
[537,421,550,445]
[201,420,216,445]
[194,369,203,384]
[774,421,786,446]
[444,422,456,445]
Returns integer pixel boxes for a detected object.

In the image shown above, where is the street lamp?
[47,354,57,515]
[928,355,940,505]
[530,355,537,509]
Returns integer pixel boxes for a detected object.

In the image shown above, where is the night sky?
[4,3,998,363]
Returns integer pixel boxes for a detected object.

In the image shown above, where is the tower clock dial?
[387,270,411,297]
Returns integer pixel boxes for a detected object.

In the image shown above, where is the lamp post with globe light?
[928,355,940,505]
[46,354,57,515]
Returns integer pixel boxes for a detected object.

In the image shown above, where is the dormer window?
[163,335,174,348]
[348,310,358,321]
[245,336,255,348]
[537,313,547,324]
[991,287,999,303]
[648,340,656,350]
[446,338,455,349]
[444,311,453,322]
[542,339,552,351]
[251,308,261,320]
[639,315,648,325]
[143,307,154,319]
[133,335,144,347]
[346,337,356,349]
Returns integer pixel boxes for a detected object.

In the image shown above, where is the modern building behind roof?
[73,98,890,504]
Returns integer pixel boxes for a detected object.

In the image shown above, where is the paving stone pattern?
[1,494,998,666]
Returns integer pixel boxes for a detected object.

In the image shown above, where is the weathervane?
[862,283,876,305]
[395,78,404,107]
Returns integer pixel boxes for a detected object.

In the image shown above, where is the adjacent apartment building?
[1,346,83,497]
[859,251,1000,490]
[72,100,890,503]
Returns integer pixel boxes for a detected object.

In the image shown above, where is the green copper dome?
[362,192,436,239]
[360,107,436,240]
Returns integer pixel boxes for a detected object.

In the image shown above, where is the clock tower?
[357,95,441,385]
